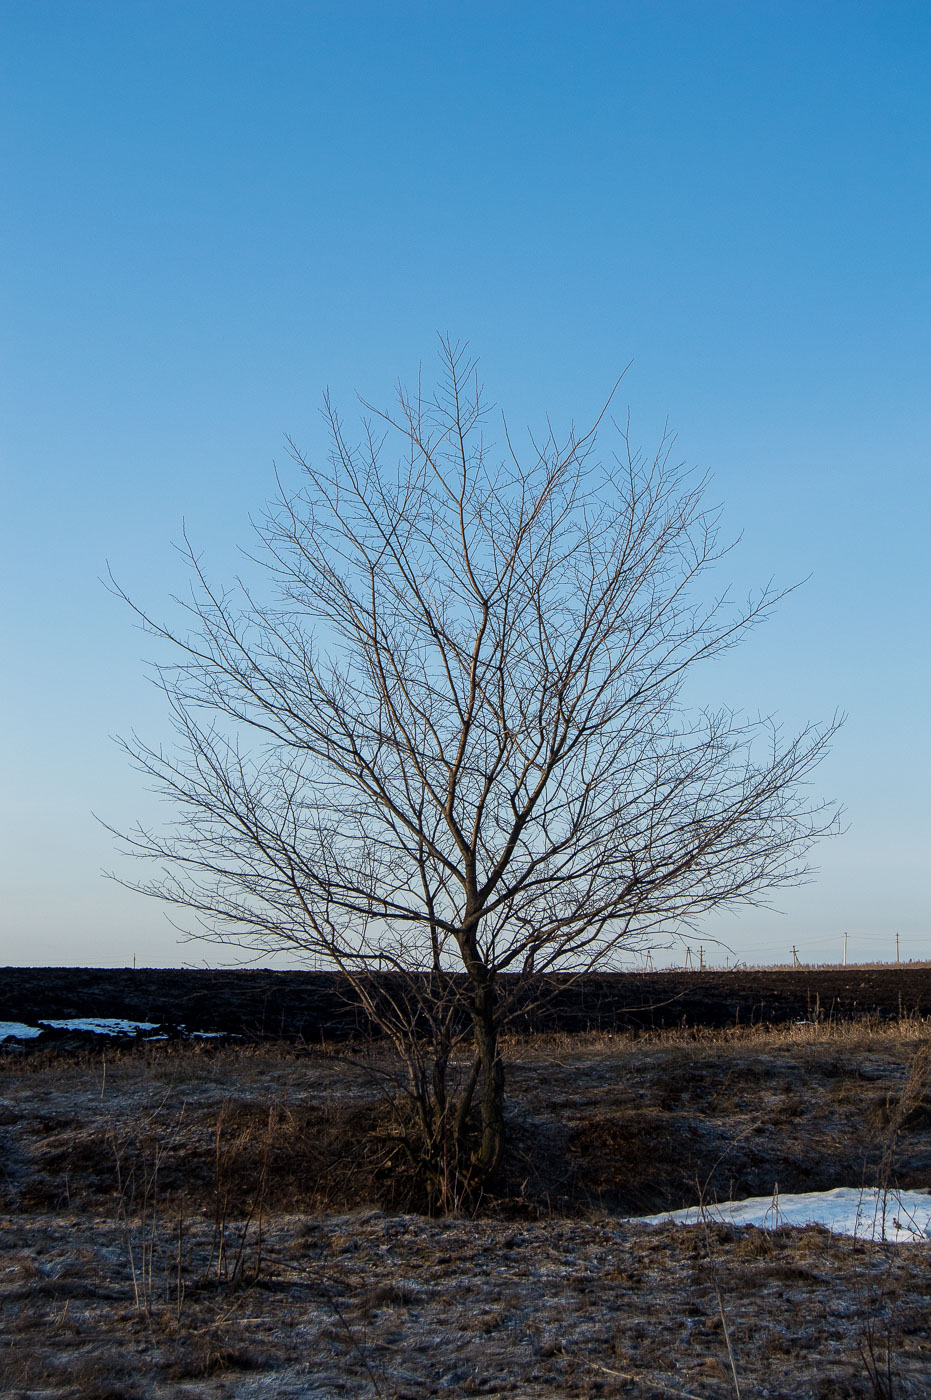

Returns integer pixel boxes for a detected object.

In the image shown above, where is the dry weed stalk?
[107,1093,274,1323]
[855,1041,931,1400]
[108,1092,181,1318]
[693,1195,743,1399]
[200,1100,270,1287]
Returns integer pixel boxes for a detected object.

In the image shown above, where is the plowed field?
[3,965,930,1042]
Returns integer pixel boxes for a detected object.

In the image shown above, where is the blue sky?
[2,1,928,968]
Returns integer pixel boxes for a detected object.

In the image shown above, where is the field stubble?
[2,1019,930,1398]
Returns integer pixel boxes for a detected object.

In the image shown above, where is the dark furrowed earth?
[3,965,930,1045]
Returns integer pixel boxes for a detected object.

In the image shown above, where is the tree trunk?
[470,979,505,1180]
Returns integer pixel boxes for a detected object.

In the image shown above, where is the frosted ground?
[2,1020,930,1394]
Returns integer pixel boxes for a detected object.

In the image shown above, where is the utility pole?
[791,945,800,968]
[896,932,901,966]
[699,945,704,972]
[684,947,694,971]
[842,931,848,967]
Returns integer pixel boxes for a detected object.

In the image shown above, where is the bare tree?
[113,341,839,1205]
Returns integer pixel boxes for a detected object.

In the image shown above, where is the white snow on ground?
[0,1018,229,1040]
[39,1018,160,1035]
[635,1186,931,1243]
[0,1022,43,1041]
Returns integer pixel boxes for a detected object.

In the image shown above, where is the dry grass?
[1,1021,930,1396]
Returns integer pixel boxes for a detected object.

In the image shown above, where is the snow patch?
[634,1186,931,1243]
[1,1017,231,1041]
[0,1022,43,1041]
[38,1018,161,1036]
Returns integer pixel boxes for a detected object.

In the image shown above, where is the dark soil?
[2,964,929,1043]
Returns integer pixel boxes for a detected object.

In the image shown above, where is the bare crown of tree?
[111,340,839,1198]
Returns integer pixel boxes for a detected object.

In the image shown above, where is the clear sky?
[2,2,928,969]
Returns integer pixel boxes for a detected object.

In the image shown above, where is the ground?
[3,964,931,1039]
[2,1020,930,1397]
